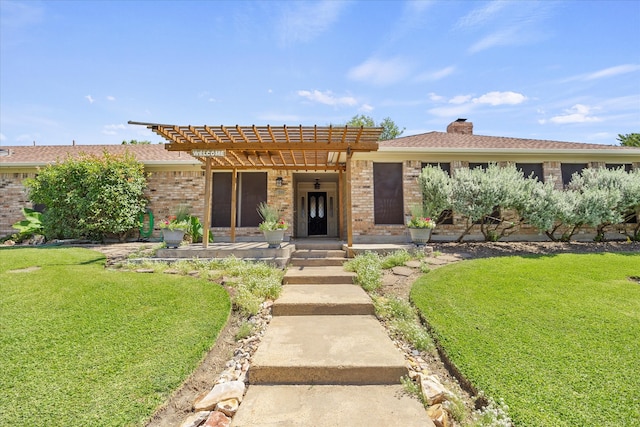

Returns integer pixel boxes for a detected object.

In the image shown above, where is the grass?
[0,247,231,426]
[411,253,640,427]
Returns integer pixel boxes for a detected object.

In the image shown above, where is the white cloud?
[473,91,527,106]
[0,133,5,141]
[428,104,475,118]
[548,104,602,124]
[468,27,520,53]
[348,57,412,85]
[359,104,374,113]
[102,124,126,135]
[278,1,346,46]
[297,90,357,107]
[449,95,473,105]
[585,64,640,80]
[456,0,509,30]
[416,66,456,82]
[85,95,95,104]
[428,92,444,102]
[106,96,115,101]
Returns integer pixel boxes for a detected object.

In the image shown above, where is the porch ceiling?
[128,122,382,170]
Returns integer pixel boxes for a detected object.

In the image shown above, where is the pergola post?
[230,168,237,243]
[338,168,344,240]
[203,158,212,248]
[346,151,353,247]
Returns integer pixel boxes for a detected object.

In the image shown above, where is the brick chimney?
[446,118,473,135]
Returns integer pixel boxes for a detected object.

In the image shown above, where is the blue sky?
[1,0,639,147]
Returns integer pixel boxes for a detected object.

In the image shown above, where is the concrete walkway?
[232,243,434,427]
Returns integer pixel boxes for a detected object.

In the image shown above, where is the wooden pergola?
[128,122,382,247]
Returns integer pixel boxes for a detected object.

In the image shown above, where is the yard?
[0,247,231,426]
[411,252,640,426]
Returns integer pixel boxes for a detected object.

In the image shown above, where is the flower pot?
[408,227,432,245]
[263,229,285,248]
[162,229,185,248]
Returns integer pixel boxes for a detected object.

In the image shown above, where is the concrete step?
[272,285,374,316]
[293,240,344,251]
[289,257,345,267]
[249,315,407,385]
[283,266,355,285]
[291,249,346,258]
[232,384,435,427]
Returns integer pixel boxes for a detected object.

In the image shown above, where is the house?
[2,119,639,242]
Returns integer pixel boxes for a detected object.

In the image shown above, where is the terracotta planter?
[408,227,432,245]
[263,229,285,248]
[162,229,185,248]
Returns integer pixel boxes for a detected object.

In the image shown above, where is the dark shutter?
[422,162,451,176]
[373,163,404,224]
[561,163,588,186]
[516,163,544,182]
[239,172,266,227]
[212,172,232,227]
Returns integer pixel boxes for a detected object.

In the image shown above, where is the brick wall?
[0,172,36,237]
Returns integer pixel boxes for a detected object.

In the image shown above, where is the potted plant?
[257,202,288,248]
[159,205,190,248]
[406,205,436,245]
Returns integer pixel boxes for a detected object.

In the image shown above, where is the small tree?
[25,151,147,241]
[344,115,405,140]
[449,164,530,242]
[417,165,452,222]
[617,133,640,147]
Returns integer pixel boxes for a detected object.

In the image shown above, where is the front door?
[308,191,327,235]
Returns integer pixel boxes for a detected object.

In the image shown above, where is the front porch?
[154,238,418,268]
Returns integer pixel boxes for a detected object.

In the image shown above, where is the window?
[422,162,451,176]
[606,163,633,172]
[561,163,587,186]
[516,163,544,182]
[469,162,489,170]
[211,172,267,227]
[373,163,404,224]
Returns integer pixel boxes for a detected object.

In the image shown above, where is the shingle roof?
[2,131,639,167]
[0,144,200,166]
[380,131,636,151]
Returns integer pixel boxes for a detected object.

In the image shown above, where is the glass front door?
[308,191,327,235]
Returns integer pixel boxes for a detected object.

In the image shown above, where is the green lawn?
[0,247,231,426]
[411,253,640,427]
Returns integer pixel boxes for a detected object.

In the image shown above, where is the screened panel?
[422,162,451,176]
[373,163,404,224]
[239,172,267,227]
[212,172,232,227]
[561,163,587,186]
[516,163,544,182]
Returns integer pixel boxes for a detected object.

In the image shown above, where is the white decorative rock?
[194,380,245,411]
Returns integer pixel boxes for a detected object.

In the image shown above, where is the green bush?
[380,249,412,269]
[344,251,382,292]
[25,151,147,241]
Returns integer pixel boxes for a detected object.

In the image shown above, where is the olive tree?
[417,165,452,222]
[25,151,148,241]
[449,164,532,242]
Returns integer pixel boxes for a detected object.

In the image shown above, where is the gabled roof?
[380,131,637,152]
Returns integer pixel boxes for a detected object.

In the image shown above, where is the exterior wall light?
[314,178,320,189]
[276,176,283,187]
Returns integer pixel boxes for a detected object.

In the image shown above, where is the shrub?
[344,252,382,292]
[417,165,452,221]
[25,151,147,241]
[450,164,531,242]
[380,249,413,269]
